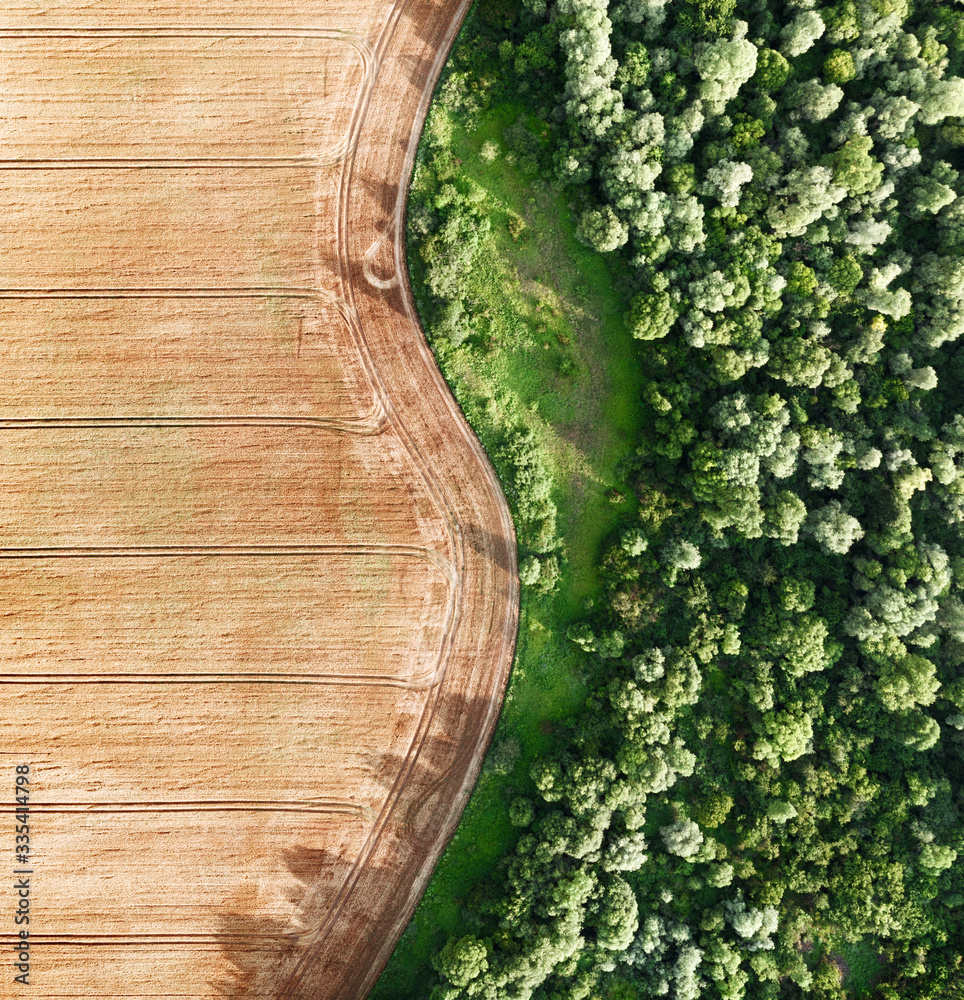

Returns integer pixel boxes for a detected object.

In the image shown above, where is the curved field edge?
[369,14,646,1000]
[277,2,520,996]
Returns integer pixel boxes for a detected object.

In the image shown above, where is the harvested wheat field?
[0,2,516,998]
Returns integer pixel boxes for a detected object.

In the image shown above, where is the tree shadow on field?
[212,845,354,998]
[347,171,411,320]
[212,692,507,998]
[351,269,410,325]
[398,0,471,51]
[395,48,435,93]
[366,691,506,847]
[463,520,515,576]
[355,175,398,221]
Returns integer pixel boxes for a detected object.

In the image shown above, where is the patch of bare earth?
[0,2,515,998]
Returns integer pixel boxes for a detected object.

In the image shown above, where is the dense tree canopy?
[402,0,964,996]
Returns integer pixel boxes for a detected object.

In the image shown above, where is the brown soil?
[0,2,516,998]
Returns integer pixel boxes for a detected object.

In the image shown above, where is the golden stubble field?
[0,2,516,998]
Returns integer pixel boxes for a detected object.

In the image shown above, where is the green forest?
[373,0,964,996]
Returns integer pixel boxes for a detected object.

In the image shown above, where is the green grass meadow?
[370,106,644,997]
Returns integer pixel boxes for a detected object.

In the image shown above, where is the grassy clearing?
[370,106,644,998]
[441,106,643,607]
